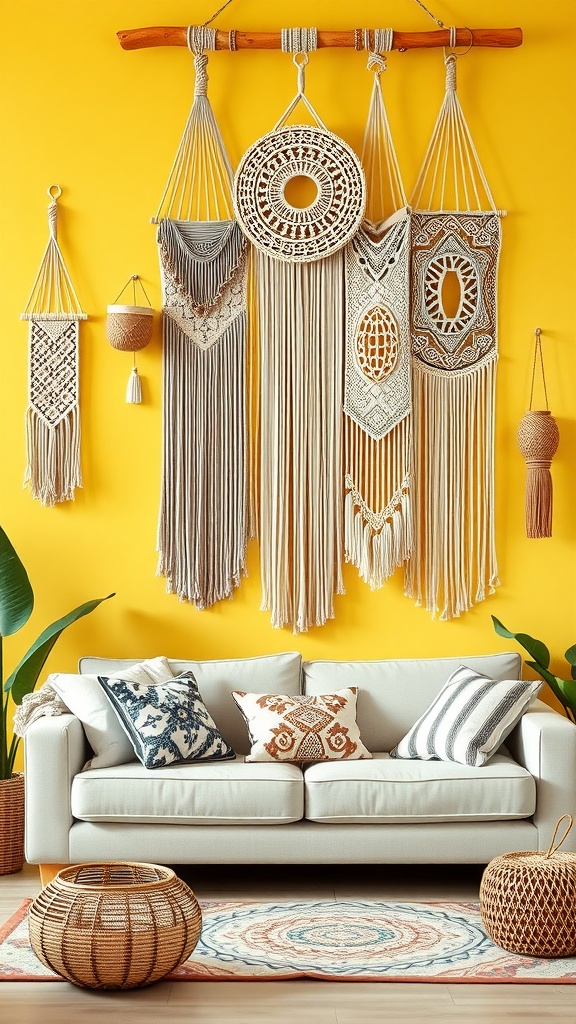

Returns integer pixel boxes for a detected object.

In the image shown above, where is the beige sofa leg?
[39,863,66,887]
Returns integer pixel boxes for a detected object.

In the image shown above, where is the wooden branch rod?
[117,27,523,52]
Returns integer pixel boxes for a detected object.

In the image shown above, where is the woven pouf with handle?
[28,862,202,988]
[480,815,576,957]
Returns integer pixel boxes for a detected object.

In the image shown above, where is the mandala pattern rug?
[2,899,575,983]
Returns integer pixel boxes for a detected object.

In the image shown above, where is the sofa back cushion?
[79,653,302,755]
[302,653,522,753]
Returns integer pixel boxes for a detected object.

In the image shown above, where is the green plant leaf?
[491,616,550,669]
[4,594,114,704]
[0,526,34,637]
[525,660,569,709]
[555,676,576,715]
[565,645,576,680]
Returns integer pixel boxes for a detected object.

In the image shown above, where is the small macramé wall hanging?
[404,42,501,620]
[233,28,366,632]
[21,185,87,506]
[517,328,559,538]
[106,274,154,403]
[155,26,250,610]
[344,30,413,590]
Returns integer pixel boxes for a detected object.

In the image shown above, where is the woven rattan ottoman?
[28,861,202,988]
[480,815,576,957]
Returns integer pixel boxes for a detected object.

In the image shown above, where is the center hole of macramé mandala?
[283,174,319,209]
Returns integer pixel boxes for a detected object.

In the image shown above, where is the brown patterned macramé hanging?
[21,186,87,506]
[405,54,501,620]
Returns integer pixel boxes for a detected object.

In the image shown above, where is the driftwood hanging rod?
[117,27,522,52]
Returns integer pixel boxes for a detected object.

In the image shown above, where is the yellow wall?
[1,1,575,765]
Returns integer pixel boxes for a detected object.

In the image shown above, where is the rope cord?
[112,274,153,307]
[410,54,497,212]
[22,186,86,318]
[273,49,329,132]
[411,0,445,28]
[202,0,236,27]
[529,328,550,411]
[280,28,318,53]
[361,31,407,220]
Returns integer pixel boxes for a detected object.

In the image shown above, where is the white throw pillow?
[232,688,371,763]
[49,657,175,769]
[390,666,541,767]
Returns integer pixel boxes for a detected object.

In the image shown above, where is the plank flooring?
[1,862,575,1023]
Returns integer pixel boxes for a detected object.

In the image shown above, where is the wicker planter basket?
[0,773,25,875]
[480,815,576,957]
[28,861,202,988]
[106,304,153,351]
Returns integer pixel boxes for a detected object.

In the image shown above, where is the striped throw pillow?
[390,667,541,767]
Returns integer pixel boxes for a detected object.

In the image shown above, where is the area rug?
[1,899,575,983]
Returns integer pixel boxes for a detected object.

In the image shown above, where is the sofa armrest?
[506,699,576,852]
[24,714,87,864]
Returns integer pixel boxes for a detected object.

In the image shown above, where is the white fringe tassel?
[258,251,344,633]
[126,366,142,404]
[24,405,81,506]
[344,415,413,590]
[404,359,499,620]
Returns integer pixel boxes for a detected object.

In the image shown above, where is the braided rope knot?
[445,55,457,92]
[47,200,58,238]
[367,52,387,75]
[194,52,209,97]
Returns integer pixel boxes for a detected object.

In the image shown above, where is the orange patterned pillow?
[232,688,371,762]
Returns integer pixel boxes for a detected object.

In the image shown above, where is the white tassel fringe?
[126,367,142,404]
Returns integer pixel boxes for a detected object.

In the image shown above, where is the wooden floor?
[1,861,575,1023]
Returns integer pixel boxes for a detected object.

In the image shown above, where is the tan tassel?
[517,410,559,538]
[126,366,142,404]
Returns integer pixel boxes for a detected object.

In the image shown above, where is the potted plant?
[492,615,576,724]
[0,525,113,874]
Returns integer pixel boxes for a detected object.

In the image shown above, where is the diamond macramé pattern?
[480,849,576,957]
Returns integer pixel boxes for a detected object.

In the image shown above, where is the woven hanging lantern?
[106,275,154,403]
[517,328,559,538]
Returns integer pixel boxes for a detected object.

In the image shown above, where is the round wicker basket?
[0,773,24,875]
[106,304,153,351]
[28,862,202,988]
[480,815,576,957]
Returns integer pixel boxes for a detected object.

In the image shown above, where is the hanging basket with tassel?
[517,329,559,538]
[106,275,154,403]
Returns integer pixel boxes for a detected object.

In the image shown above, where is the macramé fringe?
[24,405,81,506]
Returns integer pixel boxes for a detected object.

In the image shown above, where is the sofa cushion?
[390,666,541,767]
[303,752,536,824]
[71,757,304,825]
[79,653,302,755]
[232,688,371,762]
[50,657,175,769]
[303,653,522,753]
[97,672,236,769]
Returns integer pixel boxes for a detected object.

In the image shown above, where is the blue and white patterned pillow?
[97,671,235,769]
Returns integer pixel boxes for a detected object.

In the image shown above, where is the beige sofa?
[24,652,576,869]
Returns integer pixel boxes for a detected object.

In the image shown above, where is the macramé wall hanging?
[155,26,250,610]
[517,328,559,538]
[404,44,502,620]
[106,274,154,403]
[344,31,413,591]
[21,186,87,506]
[233,30,366,632]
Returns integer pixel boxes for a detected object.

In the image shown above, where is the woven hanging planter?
[28,861,202,988]
[0,773,25,875]
[517,329,559,538]
[106,304,153,351]
[480,814,576,957]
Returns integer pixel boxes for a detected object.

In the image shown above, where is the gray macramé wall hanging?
[21,185,87,506]
[155,26,250,609]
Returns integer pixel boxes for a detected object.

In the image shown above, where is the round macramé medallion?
[233,124,366,263]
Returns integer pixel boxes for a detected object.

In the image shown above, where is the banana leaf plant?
[492,615,576,724]
[0,525,113,779]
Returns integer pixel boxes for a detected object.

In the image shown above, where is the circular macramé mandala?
[233,124,366,263]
